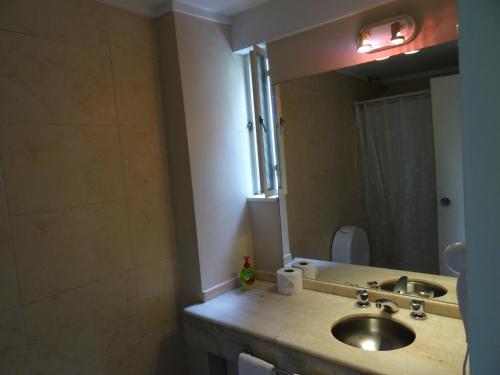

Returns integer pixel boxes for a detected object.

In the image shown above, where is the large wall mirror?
[278,41,463,304]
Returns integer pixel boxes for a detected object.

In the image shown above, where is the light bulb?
[357,31,372,53]
[357,44,372,53]
[390,22,405,45]
[390,35,405,45]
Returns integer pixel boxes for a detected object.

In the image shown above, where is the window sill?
[247,194,278,203]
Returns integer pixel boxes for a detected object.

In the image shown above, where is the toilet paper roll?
[291,260,318,279]
[276,267,303,295]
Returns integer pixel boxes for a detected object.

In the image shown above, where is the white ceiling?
[98,0,399,50]
[174,0,271,16]
[98,0,271,17]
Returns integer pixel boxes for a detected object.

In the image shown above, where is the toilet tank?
[331,225,370,266]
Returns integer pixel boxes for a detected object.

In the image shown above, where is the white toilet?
[331,225,370,265]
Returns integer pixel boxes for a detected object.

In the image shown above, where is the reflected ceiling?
[339,41,459,82]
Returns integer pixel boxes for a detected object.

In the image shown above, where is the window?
[246,46,286,197]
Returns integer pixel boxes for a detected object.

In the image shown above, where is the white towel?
[238,353,275,375]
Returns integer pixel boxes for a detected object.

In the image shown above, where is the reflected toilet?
[331,225,370,266]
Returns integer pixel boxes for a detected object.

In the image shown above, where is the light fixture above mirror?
[357,31,372,53]
[356,15,417,54]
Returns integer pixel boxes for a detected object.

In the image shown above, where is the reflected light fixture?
[357,31,372,53]
[404,50,420,55]
[360,339,377,352]
[390,22,405,45]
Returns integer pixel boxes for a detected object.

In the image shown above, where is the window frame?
[273,85,287,195]
[248,45,286,197]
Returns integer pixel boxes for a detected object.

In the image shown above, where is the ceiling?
[98,0,271,17]
[339,41,459,83]
[173,0,271,16]
[99,0,399,50]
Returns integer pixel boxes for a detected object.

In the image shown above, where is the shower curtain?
[355,92,439,274]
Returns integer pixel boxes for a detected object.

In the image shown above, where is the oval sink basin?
[380,279,447,298]
[331,316,415,351]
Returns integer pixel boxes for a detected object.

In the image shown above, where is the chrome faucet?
[375,299,399,314]
[393,276,408,295]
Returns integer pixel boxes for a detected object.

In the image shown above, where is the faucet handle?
[410,299,427,320]
[355,289,370,308]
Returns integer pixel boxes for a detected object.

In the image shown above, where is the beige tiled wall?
[0,1,179,373]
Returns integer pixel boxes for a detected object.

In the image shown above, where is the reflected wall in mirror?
[279,41,463,303]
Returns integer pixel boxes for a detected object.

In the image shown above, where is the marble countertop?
[294,257,458,304]
[185,281,467,375]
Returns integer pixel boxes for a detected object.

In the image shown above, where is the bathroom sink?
[380,279,447,298]
[331,316,415,351]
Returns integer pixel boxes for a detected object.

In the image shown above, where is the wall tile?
[111,49,164,127]
[107,6,158,61]
[0,308,30,375]
[127,193,176,266]
[12,200,132,304]
[0,217,20,312]
[140,326,180,375]
[23,271,141,374]
[0,4,179,374]
[0,0,108,47]
[0,32,116,126]
[0,161,7,218]
[120,126,169,198]
[78,326,178,375]
[136,258,177,336]
[78,340,147,375]
[0,125,124,215]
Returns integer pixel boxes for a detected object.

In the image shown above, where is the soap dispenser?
[240,256,256,290]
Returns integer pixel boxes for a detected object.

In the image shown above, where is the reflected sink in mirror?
[290,258,458,305]
[379,279,447,298]
[331,316,416,351]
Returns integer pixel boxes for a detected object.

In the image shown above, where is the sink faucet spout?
[393,276,408,295]
[375,299,399,314]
